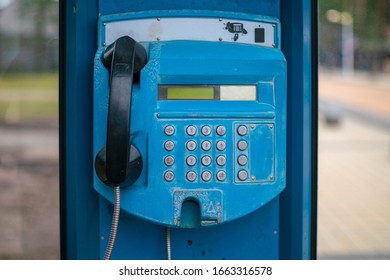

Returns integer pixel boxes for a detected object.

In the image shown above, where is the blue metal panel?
[100,197,280,259]
[279,0,315,259]
[60,0,100,259]
[98,0,280,18]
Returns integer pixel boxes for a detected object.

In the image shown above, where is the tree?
[19,0,58,72]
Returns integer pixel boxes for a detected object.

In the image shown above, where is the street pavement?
[317,70,390,259]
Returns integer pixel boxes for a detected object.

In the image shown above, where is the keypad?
[162,124,227,183]
[161,122,272,184]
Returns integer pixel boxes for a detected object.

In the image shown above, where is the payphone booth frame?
[60,0,318,260]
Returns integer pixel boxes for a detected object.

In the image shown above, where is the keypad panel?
[160,121,274,185]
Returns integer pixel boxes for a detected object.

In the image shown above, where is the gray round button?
[164,156,175,166]
[186,155,197,166]
[216,155,226,166]
[201,140,212,151]
[216,140,226,151]
[201,171,212,182]
[186,171,197,182]
[216,126,226,136]
[237,155,248,166]
[216,171,226,181]
[237,170,248,181]
[201,156,212,166]
[186,125,197,136]
[164,171,174,182]
[237,125,248,136]
[237,140,248,151]
[164,125,175,136]
[186,140,197,151]
[201,125,212,136]
[164,140,174,151]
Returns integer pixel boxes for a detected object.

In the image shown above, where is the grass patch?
[0,73,58,122]
[0,73,58,90]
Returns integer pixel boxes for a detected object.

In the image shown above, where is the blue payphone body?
[60,0,317,260]
[94,11,286,229]
[93,11,286,259]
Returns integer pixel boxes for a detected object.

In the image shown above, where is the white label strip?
[220,86,256,100]
[104,17,276,47]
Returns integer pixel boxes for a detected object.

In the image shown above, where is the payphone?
[93,10,286,259]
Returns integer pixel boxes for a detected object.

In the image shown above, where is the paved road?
[0,123,59,259]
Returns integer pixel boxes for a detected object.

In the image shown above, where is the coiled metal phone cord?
[166,227,172,260]
[104,185,121,260]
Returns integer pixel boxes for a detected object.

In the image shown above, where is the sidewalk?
[317,71,390,259]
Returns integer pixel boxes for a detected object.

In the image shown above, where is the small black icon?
[225,22,247,41]
[254,28,265,43]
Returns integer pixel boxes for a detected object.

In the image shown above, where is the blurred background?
[0,0,389,259]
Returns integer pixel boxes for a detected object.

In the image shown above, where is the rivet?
[273,231,278,236]
[157,18,161,21]
[219,38,223,41]
[251,176,255,181]
[250,125,255,129]
[270,175,274,180]
[157,37,160,41]
[272,24,276,28]
[269,124,274,129]
[219,18,223,22]
[272,43,276,48]
[103,22,106,26]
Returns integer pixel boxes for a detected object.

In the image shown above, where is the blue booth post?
[60,0,317,260]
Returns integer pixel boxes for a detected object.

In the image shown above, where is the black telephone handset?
[95,36,148,186]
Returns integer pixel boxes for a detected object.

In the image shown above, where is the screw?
[272,43,276,48]
[157,37,160,41]
[103,22,106,26]
[270,175,274,180]
[157,18,161,21]
[219,38,223,41]
[273,231,278,236]
[251,176,255,181]
[103,42,106,46]
[250,125,255,129]
[269,124,274,129]
[219,18,223,21]
[272,24,276,28]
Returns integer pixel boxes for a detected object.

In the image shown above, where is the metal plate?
[104,17,276,47]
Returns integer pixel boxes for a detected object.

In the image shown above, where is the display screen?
[158,85,256,101]
[167,87,215,100]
